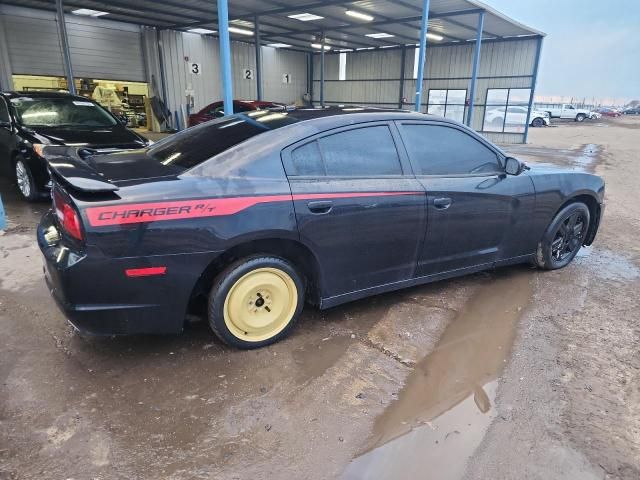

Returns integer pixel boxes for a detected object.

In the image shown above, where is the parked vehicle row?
[596,107,622,117]
[36,107,604,349]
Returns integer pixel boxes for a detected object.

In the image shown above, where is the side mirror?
[505,157,527,176]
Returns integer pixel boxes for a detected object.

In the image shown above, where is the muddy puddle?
[503,144,601,173]
[292,335,354,384]
[342,268,534,480]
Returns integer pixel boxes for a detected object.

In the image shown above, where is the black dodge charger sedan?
[0,91,149,201]
[37,108,604,349]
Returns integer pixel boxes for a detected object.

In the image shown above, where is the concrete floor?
[1,118,639,479]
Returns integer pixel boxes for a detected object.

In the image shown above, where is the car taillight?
[53,190,84,241]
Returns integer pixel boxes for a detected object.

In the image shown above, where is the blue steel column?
[217,0,234,115]
[414,0,430,112]
[465,11,484,127]
[55,0,76,95]
[320,35,325,107]
[254,15,263,101]
[523,36,544,143]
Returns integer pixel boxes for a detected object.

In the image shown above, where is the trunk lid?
[44,146,182,192]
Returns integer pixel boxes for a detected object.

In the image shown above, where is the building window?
[338,52,347,81]
[483,88,532,133]
[426,89,467,123]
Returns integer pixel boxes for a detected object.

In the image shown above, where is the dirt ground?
[1,117,639,480]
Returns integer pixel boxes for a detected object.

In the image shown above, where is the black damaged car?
[37,108,604,349]
[0,91,149,201]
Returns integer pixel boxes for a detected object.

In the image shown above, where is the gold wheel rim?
[223,267,298,342]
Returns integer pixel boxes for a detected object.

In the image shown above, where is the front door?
[562,105,575,119]
[396,121,535,277]
[282,123,426,300]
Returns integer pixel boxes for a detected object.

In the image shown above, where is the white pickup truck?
[536,103,592,122]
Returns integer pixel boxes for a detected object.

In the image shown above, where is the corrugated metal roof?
[0,0,544,51]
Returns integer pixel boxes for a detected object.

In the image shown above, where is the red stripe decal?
[125,266,167,277]
[86,192,420,227]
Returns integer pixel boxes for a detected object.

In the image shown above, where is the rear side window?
[291,141,325,176]
[288,125,402,177]
[400,124,501,175]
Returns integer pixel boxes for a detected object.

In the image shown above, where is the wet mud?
[343,269,533,479]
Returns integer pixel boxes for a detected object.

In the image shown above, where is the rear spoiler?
[44,146,119,193]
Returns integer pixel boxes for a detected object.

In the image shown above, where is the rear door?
[282,122,426,300]
[396,120,535,276]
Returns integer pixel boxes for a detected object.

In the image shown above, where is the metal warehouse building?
[0,0,543,143]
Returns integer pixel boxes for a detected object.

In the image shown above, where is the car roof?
[276,105,431,122]
[1,91,93,101]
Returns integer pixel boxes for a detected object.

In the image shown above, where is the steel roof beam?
[0,0,175,27]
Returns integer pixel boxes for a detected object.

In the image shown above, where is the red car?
[597,108,622,117]
[188,100,285,126]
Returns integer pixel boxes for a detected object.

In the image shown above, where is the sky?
[483,0,640,105]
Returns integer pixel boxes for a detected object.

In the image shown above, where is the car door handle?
[433,197,452,209]
[307,200,333,214]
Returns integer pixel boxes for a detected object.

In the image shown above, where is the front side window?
[401,123,501,176]
[10,97,117,127]
[483,88,532,133]
[287,125,402,177]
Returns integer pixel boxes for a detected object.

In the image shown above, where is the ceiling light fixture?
[311,43,331,50]
[426,32,444,41]
[72,8,108,17]
[268,43,292,48]
[228,26,254,36]
[365,33,395,39]
[345,10,374,21]
[289,13,324,21]
[188,28,217,35]
[230,19,254,28]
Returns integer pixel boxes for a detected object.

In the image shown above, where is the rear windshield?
[10,96,117,127]
[147,110,299,171]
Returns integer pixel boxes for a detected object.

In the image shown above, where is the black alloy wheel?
[534,202,590,270]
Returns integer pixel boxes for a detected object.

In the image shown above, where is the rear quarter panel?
[76,147,297,259]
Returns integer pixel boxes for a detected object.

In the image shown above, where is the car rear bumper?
[37,210,220,335]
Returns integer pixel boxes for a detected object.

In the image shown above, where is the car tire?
[533,202,590,270]
[532,117,544,127]
[14,158,40,202]
[576,113,586,122]
[208,256,305,349]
